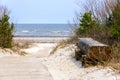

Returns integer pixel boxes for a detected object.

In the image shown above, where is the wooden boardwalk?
[0,56,53,80]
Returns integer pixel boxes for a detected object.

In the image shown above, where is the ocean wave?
[15,30,72,37]
[14,24,73,37]
[22,30,30,33]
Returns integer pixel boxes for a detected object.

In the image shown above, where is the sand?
[13,37,69,43]
[0,37,120,80]
[22,43,57,57]
[36,44,120,80]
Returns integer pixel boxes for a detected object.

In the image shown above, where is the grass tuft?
[12,42,31,56]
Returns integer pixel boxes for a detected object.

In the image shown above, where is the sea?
[14,24,74,37]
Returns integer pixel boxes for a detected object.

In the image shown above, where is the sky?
[0,0,79,24]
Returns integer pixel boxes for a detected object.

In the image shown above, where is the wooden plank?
[77,38,112,61]
[0,57,53,80]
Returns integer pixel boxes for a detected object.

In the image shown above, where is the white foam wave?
[22,30,30,33]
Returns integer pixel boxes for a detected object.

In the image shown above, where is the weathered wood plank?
[76,38,112,61]
[0,57,53,80]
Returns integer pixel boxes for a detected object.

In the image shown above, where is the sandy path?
[0,40,120,80]
[0,42,56,80]
[0,37,60,80]
[21,42,120,80]
[0,38,59,80]
[23,43,57,57]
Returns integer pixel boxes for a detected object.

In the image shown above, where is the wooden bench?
[75,38,112,67]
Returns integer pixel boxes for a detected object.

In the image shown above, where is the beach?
[13,37,69,43]
[1,0,120,79]
[0,37,120,80]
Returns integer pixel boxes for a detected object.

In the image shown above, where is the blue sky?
[0,0,79,24]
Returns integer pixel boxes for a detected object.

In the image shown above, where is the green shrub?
[75,11,97,36]
[111,4,120,38]
[111,26,120,38]
[105,2,120,39]
[0,14,14,48]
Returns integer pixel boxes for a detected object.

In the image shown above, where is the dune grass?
[12,41,31,56]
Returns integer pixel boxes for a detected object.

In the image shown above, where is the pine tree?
[0,14,14,48]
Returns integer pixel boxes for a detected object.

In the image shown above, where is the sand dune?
[0,37,120,80]
[22,42,120,80]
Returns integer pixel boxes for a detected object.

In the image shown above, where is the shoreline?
[13,36,69,43]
